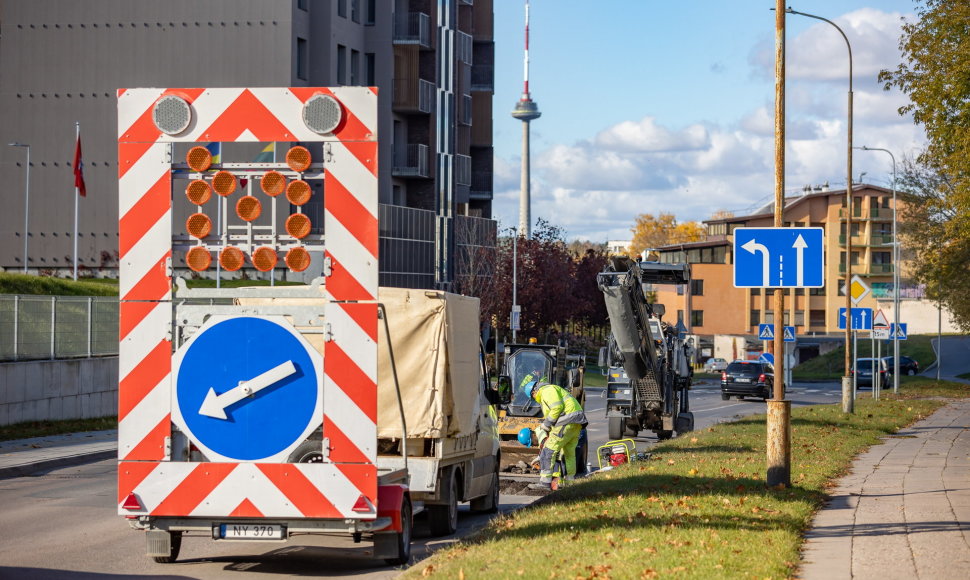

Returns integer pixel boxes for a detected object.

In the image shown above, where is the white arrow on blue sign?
[891,322,908,340]
[838,307,873,330]
[759,324,774,340]
[733,227,825,288]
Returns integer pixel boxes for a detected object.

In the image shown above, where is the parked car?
[883,355,920,376]
[852,358,891,389]
[720,360,773,400]
[704,357,728,373]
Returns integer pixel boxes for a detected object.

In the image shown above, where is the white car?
[704,357,728,373]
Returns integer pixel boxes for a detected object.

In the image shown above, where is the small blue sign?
[759,352,775,366]
[758,324,774,340]
[838,307,873,330]
[734,227,824,288]
[175,316,320,461]
[783,326,796,342]
[891,322,908,340]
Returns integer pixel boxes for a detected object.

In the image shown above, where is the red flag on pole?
[73,134,86,197]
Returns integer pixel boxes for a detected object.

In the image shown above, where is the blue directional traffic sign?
[759,352,775,366]
[173,316,322,462]
[733,227,824,288]
[783,326,796,342]
[838,307,873,330]
[891,322,908,340]
[758,324,774,340]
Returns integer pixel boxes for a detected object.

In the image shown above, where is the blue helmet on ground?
[517,427,533,446]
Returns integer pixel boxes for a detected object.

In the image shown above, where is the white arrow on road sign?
[742,239,770,286]
[199,359,297,420]
[759,324,774,340]
[793,234,808,286]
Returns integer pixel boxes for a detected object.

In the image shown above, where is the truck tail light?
[721,371,727,381]
[122,492,142,511]
[351,494,372,513]
[759,374,766,383]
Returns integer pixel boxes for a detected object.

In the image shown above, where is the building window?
[691,279,704,296]
[810,309,826,327]
[365,52,376,85]
[338,0,347,18]
[676,285,684,296]
[351,0,360,23]
[794,311,805,326]
[298,0,308,10]
[365,0,376,25]
[296,37,308,80]
[690,310,704,327]
[350,49,360,85]
[873,251,892,265]
[751,288,761,296]
[810,286,826,296]
[750,310,761,326]
[337,44,347,84]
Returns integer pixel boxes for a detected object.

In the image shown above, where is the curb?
[0,448,116,480]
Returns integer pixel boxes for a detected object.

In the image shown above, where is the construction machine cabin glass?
[502,348,554,415]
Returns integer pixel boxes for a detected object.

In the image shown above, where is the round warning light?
[186,247,212,272]
[251,246,278,272]
[286,180,312,206]
[285,247,311,272]
[219,247,245,272]
[212,170,237,197]
[186,213,212,239]
[152,95,191,135]
[186,146,212,172]
[185,180,212,205]
[286,146,312,173]
[285,213,312,239]
[260,170,286,197]
[236,196,262,222]
[302,94,343,135]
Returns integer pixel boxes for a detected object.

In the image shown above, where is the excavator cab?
[503,349,554,416]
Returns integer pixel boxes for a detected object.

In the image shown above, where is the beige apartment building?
[654,185,902,337]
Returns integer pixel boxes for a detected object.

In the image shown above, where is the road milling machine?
[598,258,695,441]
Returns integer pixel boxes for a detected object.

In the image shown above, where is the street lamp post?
[787,7,855,413]
[8,142,30,274]
[857,146,899,393]
[510,227,519,344]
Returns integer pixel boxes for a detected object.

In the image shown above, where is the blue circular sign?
[175,316,319,461]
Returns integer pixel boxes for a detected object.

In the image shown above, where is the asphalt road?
[0,380,845,580]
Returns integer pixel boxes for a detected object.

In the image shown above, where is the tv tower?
[511,0,541,239]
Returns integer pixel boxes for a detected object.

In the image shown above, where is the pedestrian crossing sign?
[759,324,774,340]
[783,326,796,342]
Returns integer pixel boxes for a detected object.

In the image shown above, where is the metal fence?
[0,295,119,361]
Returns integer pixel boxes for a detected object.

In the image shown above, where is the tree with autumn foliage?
[629,212,706,257]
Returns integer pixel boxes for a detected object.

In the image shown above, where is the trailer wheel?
[287,439,324,463]
[151,531,182,564]
[383,496,412,567]
[608,417,624,440]
[470,460,500,514]
[428,468,459,536]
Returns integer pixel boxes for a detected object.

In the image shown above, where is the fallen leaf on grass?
[421,565,435,577]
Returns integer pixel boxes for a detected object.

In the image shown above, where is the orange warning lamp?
[285,247,311,272]
[286,180,312,206]
[285,213,311,239]
[186,213,212,239]
[286,146,312,173]
[236,196,262,222]
[185,180,212,205]
[212,170,237,197]
[186,146,212,172]
[261,170,286,197]
[251,247,278,272]
[219,247,244,272]
[185,247,211,272]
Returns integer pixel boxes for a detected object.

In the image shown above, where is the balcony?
[393,78,435,114]
[458,94,472,126]
[838,233,894,246]
[838,263,894,275]
[392,144,429,178]
[470,171,491,200]
[839,207,894,221]
[394,12,431,48]
[471,64,493,91]
[456,31,473,65]
[455,154,471,186]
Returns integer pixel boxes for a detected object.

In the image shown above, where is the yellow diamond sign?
[850,274,870,305]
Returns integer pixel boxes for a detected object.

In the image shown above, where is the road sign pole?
[852,330,858,400]
[876,337,881,400]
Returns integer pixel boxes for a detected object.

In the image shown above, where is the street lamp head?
[8,142,28,147]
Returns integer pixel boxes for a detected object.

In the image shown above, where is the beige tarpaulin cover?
[236,286,481,439]
[376,287,481,439]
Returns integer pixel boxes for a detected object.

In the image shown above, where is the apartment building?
[653,185,902,337]
[0,0,495,287]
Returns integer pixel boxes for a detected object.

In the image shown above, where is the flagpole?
[73,121,80,280]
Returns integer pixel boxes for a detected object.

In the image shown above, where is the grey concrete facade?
[0,356,117,426]
[0,0,494,280]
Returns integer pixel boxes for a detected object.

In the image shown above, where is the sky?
[489,0,927,242]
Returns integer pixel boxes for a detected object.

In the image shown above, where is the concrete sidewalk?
[799,399,970,579]
[0,429,116,479]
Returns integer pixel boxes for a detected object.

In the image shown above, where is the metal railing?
[456,31,473,65]
[455,154,472,186]
[393,12,431,48]
[392,144,429,178]
[0,295,119,361]
[471,64,494,91]
[392,78,435,114]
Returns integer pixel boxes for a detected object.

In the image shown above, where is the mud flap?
[146,530,173,558]
[675,412,694,435]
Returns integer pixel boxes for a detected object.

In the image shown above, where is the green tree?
[879,0,970,329]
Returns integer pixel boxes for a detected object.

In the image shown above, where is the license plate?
[736,378,751,383]
[218,523,285,540]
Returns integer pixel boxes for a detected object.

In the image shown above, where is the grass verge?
[407,381,969,579]
[793,333,937,380]
[0,272,118,296]
[0,417,117,442]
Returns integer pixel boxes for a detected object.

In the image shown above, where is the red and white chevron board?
[117,88,378,518]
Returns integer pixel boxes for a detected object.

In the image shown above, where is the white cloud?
[594,117,710,152]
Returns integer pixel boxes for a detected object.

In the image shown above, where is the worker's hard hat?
[525,380,540,398]
[517,427,533,447]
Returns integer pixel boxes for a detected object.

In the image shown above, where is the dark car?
[852,358,891,389]
[721,360,773,401]
[883,356,920,376]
